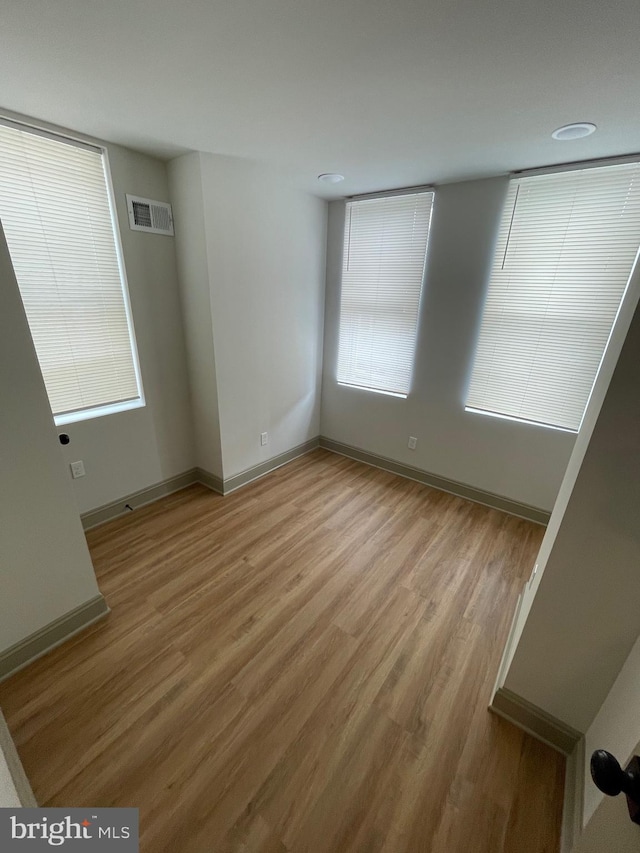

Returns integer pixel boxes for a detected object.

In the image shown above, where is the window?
[336,190,434,397]
[0,120,143,425]
[467,162,640,431]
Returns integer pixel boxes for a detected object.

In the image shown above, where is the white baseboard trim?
[319,438,550,525]
[0,595,110,684]
[81,441,321,528]
[80,436,551,533]
[81,469,201,530]
[490,687,582,756]
[561,737,585,852]
[194,467,224,495]
[0,709,37,806]
[220,438,320,495]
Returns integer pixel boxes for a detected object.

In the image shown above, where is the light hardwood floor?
[0,449,565,852]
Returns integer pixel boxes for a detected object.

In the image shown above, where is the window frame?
[0,116,145,426]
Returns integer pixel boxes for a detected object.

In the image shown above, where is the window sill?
[54,397,145,427]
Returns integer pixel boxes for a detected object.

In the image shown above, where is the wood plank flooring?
[0,449,565,852]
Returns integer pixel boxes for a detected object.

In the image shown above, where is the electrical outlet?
[408,436,417,450]
[260,432,268,446]
[70,460,85,479]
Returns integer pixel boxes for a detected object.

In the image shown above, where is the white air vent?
[126,194,174,235]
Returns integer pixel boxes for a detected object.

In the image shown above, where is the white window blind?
[337,190,434,396]
[466,162,640,431]
[0,121,141,419]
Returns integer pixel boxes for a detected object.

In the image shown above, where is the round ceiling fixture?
[317,173,345,184]
[551,122,597,141]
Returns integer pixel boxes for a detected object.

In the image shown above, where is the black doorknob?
[591,750,640,825]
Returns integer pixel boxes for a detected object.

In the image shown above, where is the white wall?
[200,155,327,478]
[320,178,576,512]
[55,141,196,513]
[501,277,640,732]
[168,153,223,477]
[169,152,327,480]
[0,225,102,651]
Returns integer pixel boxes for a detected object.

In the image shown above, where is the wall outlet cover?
[70,461,85,479]
[408,436,418,450]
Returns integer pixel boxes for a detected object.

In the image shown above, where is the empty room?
[1,1,640,851]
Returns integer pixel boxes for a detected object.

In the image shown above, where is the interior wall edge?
[561,738,586,853]
[492,588,526,696]
[0,710,37,806]
[194,467,224,495]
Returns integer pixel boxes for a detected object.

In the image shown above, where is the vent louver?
[126,194,174,235]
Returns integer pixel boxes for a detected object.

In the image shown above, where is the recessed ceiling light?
[551,123,597,141]
[318,173,344,184]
